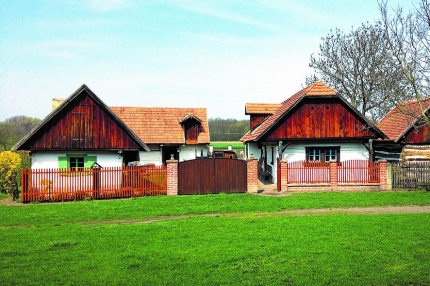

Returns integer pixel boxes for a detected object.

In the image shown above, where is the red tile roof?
[245,103,281,115]
[110,107,210,144]
[244,81,338,141]
[377,98,430,142]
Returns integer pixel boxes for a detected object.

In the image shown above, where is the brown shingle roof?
[245,103,281,115]
[377,98,430,142]
[110,107,210,144]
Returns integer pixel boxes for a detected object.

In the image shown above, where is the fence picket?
[20,166,167,203]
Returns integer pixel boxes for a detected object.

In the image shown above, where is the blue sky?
[0,0,414,121]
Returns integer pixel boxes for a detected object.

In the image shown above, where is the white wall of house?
[179,145,208,162]
[139,150,162,165]
[244,141,370,184]
[245,142,260,159]
[282,142,369,162]
[31,151,123,169]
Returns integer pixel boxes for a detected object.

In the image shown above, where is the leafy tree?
[308,21,412,123]
[379,0,430,126]
[0,116,41,150]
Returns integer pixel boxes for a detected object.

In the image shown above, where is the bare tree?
[380,0,430,127]
[309,22,412,123]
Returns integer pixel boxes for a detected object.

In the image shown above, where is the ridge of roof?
[303,81,338,96]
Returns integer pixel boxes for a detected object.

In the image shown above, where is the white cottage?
[241,81,387,187]
[13,85,210,169]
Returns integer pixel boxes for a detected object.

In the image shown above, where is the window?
[58,155,97,171]
[69,157,84,171]
[307,149,321,161]
[306,147,340,163]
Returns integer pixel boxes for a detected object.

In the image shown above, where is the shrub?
[0,151,21,197]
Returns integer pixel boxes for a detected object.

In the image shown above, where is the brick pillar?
[166,159,178,196]
[280,160,288,192]
[329,160,338,191]
[378,160,390,190]
[246,158,258,193]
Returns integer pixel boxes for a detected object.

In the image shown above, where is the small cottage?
[376,98,430,161]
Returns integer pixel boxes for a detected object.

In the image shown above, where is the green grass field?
[1,191,430,285]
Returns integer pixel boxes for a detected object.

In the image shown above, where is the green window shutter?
[58,156,68,169]
[84,156,97,168]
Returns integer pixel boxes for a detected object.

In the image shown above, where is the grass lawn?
[210,141,245,155]
[1,191,430,285]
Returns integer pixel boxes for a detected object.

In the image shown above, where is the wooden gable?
[403,124,430,144]
[183,118,200,145]
[14,85,147,151]
[265,97,380,141]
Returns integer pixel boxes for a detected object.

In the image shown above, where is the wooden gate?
[178,158,247,195]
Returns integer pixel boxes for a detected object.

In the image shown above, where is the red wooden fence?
[287,160,380,184]
[338,160,380,183]
[287,161,330,183]
[21,166,167,203]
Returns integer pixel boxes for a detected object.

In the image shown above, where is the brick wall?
[246,158,258,193]
[166,159,178,196]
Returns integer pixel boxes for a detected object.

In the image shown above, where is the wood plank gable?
[13,85,148,151]
[265,97,380,141]
[403,124,430,144]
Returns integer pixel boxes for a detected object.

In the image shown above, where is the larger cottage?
[12,84,210,169]
[241,81,387,184]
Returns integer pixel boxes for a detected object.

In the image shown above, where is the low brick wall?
[166,158,391,195]
[278,159,391,193]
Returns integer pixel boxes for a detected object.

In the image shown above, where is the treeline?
[0,116,41,150]
[209,118,249,141]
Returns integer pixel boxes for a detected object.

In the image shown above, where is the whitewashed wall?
[282,142,369,162]
[139,151,162,165]
[179,145,208,162]
[31,151,123,169]
[245,142,261,160]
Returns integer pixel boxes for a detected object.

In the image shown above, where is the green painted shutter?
[58,156,68,169]
[84,156,97,168]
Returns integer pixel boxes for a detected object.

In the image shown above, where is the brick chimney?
[52,98,65,110]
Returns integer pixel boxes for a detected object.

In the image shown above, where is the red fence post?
[330,160,338,191]
[378,160,390,190]
[280,160,288,192]
[167,159,178,196]
[246,158,258,193]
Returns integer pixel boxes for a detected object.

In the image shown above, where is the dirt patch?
[81,205,430,226]
[0,196,25,206]
[2,195,429,226]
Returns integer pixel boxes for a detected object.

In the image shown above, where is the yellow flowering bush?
[0,151,22,195]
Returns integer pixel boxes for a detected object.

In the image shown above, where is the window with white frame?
[306,147,340,163]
